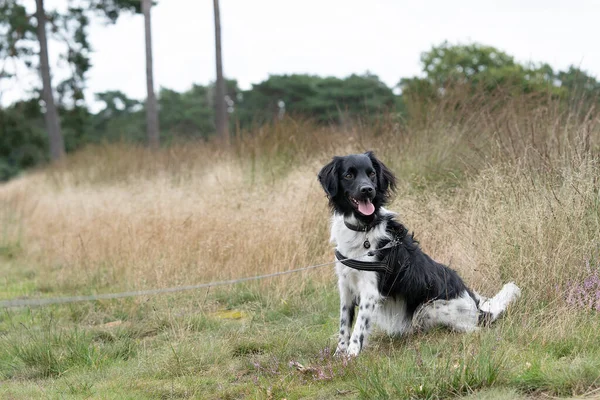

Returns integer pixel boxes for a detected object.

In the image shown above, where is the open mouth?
[349,196,375,216]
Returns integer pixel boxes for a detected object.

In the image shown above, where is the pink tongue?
[358,200,375,216]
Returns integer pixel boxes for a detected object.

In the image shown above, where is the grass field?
[2,95,600,399]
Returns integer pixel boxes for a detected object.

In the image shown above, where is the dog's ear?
[366,151,396,193]
[318,157,341,198]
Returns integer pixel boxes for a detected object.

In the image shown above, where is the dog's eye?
[344,173,353,180]
[369,171,376,178]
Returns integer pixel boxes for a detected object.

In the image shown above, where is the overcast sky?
[1,0,598,111]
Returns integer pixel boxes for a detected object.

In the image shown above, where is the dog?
[318,151,521,357]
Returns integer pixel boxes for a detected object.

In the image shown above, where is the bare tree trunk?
[213,0,229,141]
[142,0,159,149]
[35,0,64,161]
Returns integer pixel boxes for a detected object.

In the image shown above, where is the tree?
[236,74,396,125]
[213,0,229,141]
[159,85,214,139]
[556,66,600,105]
[399,41,565,100]
[0,99,47,180]
[142,0,159,148]
[0,0,77,175]
[0,0,142,161]
[36,0,65,160]
[419,41,516,87]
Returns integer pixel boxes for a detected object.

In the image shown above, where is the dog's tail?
[476,282,521,326]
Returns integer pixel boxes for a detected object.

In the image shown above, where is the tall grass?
[1,91,599,305]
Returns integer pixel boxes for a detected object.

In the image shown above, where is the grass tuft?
[1,318,137,379]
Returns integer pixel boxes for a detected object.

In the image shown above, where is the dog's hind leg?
[412,291,480,333]
[477,282,521,323]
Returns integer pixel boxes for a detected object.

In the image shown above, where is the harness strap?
[334,250,394,274]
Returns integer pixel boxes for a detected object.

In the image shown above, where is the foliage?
[400,41,567,99]
[0,100,47,180]
[557,66,600,109]
[157,81,238,140]
[0,0,147,176]
[237,73,396,125]
[90,90,144,142]
[420,41,517,87]
[0,1,36,67]
[0,0,132,106]
[2,40,600,181]
[90,0,142,21]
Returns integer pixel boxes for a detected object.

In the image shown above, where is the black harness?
[334,249,394,273]
[334,215,404,274]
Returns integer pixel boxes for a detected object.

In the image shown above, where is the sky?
[1,0,598,111]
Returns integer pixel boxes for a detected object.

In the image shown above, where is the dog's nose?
[360,186,374,195]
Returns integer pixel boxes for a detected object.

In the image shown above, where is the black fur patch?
[375,219,472,313]
[348,304,356,327]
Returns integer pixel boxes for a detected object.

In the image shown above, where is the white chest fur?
[330,211,392,294]
[330,209,411,335]
[329,210,394,257]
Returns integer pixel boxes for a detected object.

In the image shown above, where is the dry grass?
[2,95,598,300]
[1,151,333,294]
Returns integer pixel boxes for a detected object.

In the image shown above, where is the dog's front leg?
[334,279,355,356]
[347,279,380,356]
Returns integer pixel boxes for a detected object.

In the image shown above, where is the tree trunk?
[213,0,229,141]
[142,0,159,149]
[35,0,64,161]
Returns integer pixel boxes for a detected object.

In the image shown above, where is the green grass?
[1,277,600,399]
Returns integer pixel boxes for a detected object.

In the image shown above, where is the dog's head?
[318,151,396,220]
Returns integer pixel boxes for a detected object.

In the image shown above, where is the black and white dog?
[318,152,520,357]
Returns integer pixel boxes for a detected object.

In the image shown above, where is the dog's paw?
[347,342,361,357]
[334,345,347,357]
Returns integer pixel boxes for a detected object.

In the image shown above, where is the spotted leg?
[334,281,355,356]
[347,282,380,356]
